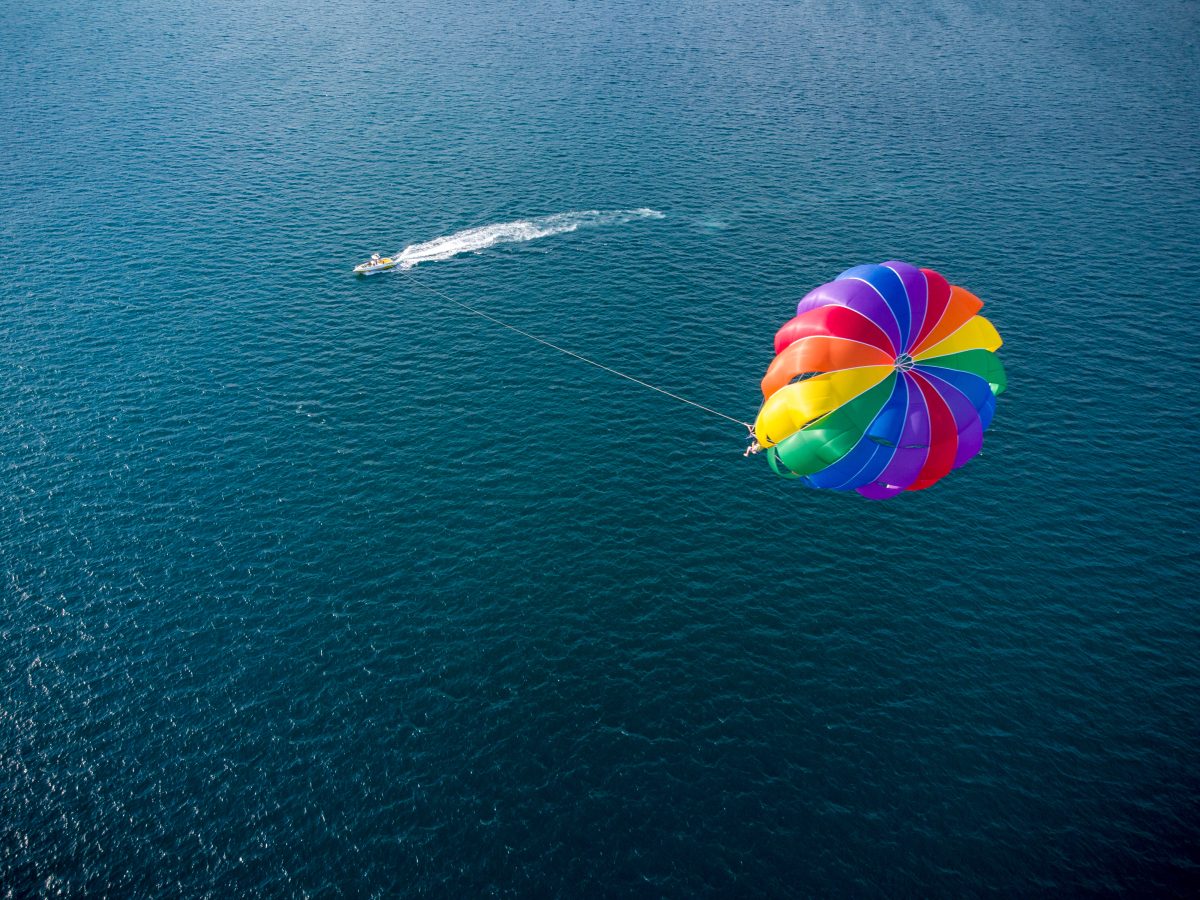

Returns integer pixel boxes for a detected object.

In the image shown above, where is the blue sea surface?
[3,0,1199,895]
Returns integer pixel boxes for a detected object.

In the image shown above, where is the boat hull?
[353,261,398,275]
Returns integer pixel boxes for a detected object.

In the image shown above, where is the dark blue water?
[3,0,1198,895]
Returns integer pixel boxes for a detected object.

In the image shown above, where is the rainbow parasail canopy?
[754,261,1006,499]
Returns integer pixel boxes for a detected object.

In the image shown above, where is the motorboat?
[353,253,398,275]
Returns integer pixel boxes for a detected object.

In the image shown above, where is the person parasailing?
[743,423,762,457]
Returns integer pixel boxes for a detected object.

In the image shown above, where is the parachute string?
[400,270,753,430]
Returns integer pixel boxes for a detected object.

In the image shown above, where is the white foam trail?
[395,208,664,269]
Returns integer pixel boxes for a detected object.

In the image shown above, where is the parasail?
[753,261,1006,499]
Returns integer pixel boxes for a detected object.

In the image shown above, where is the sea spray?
[395,208,664,269]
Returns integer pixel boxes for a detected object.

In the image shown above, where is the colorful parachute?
[753,261,1006,499]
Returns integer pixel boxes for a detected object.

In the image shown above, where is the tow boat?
[353,253,398,275]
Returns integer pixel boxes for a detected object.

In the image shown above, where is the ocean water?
[2,0,1198,895]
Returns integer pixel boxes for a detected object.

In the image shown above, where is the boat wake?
[394,208,664,269]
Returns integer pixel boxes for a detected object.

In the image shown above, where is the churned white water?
[395,209,664,268]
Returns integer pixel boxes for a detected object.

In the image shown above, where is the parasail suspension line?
[401,270,752,431]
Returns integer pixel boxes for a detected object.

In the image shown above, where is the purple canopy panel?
[856,374,932,500]
[882,261,928,353]
[916,369,987,469]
